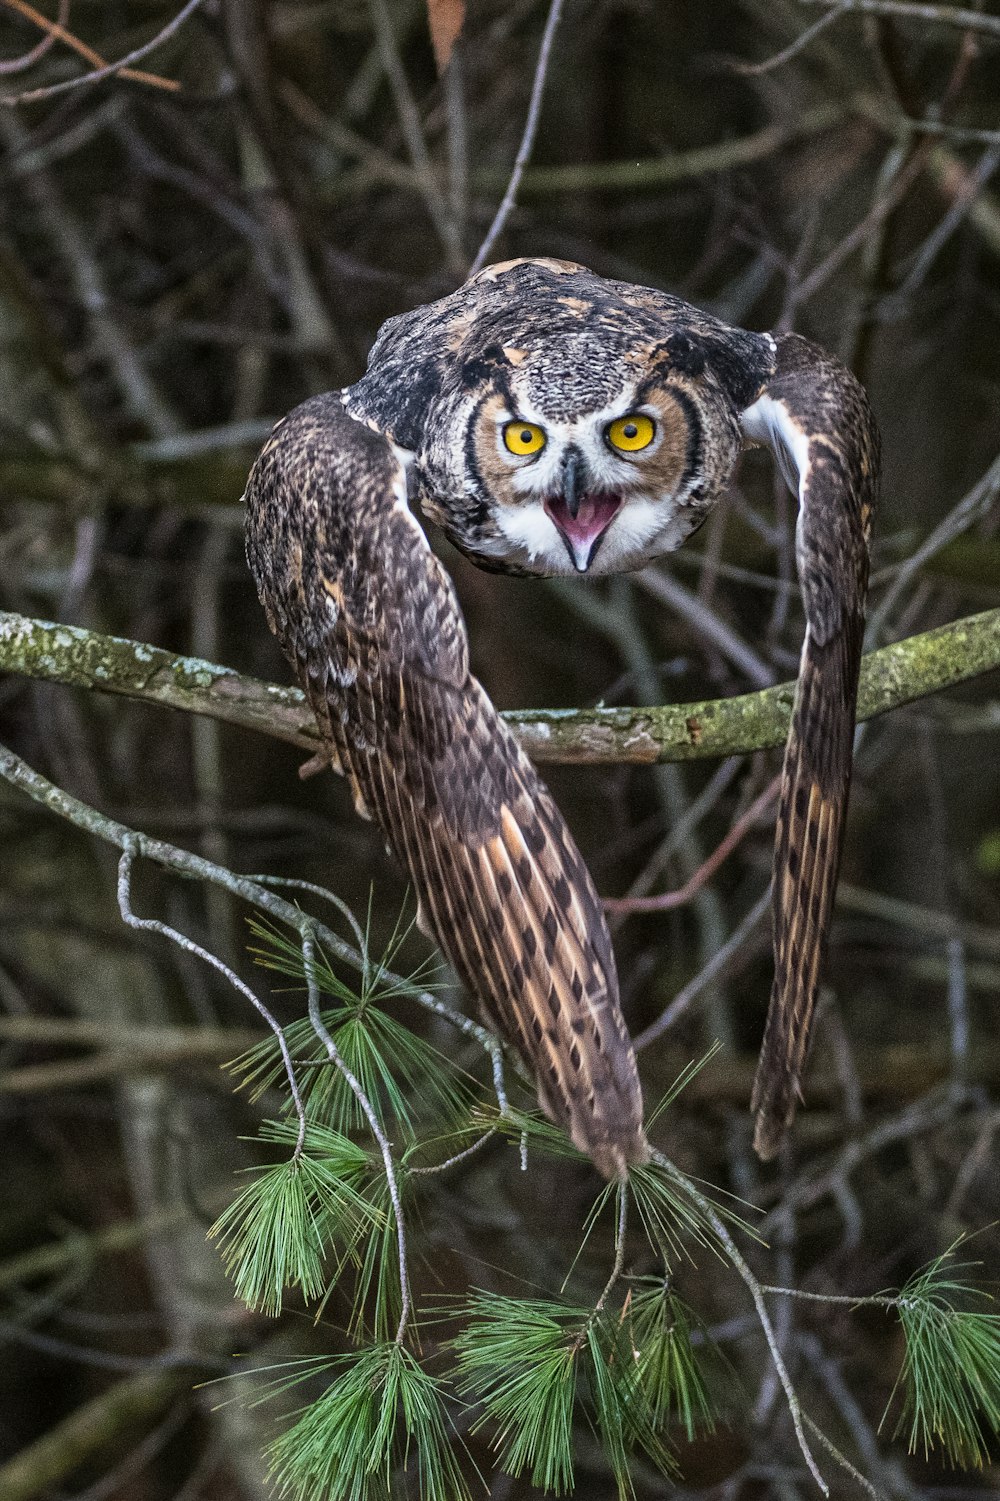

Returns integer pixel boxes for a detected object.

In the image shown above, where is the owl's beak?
[562,448,584,520]
[545,449,620,572]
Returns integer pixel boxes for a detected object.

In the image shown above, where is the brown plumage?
[245,393,649,1178]
[246,259,878,1164]
[742,334,877,1158]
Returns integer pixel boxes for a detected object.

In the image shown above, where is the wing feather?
[245,393,648,1177]
[742,335,877,1158]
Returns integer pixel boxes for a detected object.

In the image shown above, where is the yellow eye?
[503,421,546,456]
[607,414,655,453]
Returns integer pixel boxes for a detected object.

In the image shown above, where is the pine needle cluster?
[883,1244,1000,1467]
[208,913,1000,1499]
[264,1344,470,1501]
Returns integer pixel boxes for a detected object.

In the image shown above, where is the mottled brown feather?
[245,393,648,1177]
[246,260,879,1165]
[749,335,877,1158]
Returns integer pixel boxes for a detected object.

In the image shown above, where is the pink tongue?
[545,492,620,549]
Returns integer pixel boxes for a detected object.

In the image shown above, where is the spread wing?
[741,334,878,1160]
[245,393,648,1177]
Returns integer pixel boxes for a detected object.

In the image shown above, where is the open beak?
[544,448,621,572]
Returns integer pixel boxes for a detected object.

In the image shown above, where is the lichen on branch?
[0,606,998,766]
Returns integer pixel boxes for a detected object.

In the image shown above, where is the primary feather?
[245,393,649,1178]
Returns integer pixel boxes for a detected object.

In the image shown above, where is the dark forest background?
[1,1,999,1497]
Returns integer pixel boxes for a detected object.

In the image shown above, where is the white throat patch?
[491,492,697,575]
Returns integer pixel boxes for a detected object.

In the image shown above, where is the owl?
[245,257,878,1173]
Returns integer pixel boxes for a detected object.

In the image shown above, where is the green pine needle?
[232,920,473,1136]
[626,1281,722,1440]
[583,1319,677,1495]
[584,1320,630,1492]
[645,1041,724,1128]
[883,1244,1000,1467]
[452,1293,676,1496]
[487,1103,589,1162]
[626,1160,729,1267]
[266,1343,471,1501]
[338,1170,408,1344]
[452,1294,580,1493]
[209,1120,379,1315]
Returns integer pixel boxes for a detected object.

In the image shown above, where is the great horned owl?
[245,257,878,1173]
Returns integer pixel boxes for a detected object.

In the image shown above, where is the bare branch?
[732,6,848,76]
[633,890,772,1048]
[477,101,846,196]
[604,774,780,917]
[0,740,505,1089]
[366,0,464,269]
[469,0,565,273]
[797,0,1000,42]
[116,840,308,1164]
[0,0,202,104]
[650,1150,830,1494]
[0,0,68,75]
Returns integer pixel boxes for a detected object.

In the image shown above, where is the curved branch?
[0,607,998,767]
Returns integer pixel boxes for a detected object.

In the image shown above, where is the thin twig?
[635,568,775,688]
[799,1329,921,1500]
[759,1285,898,1309]
[0,0,174,91]
[612,758,743,914]
[897,119,1000,147]
[116,841,308,1164]
[247,874,370,985]
[408,1129,498,1176]
[634,890,772,1049]
[365,0,464,270]
[469,0,565,274]
[870,452,1000,638]
[1,0,202,103]
[802,1412,883,1500]
[594,1184,629,1316]
[760,1088,969,1233]
[0,0,68,74]
[731,5,848,75]
[651,1150,829,1495]
[879,146,1000,319]
[0,742,507,1103]
[796,0,1000,41]
[477,101,845,196]
[0,112,181,438]
[300,926,411,1345]
[444,44,469,247]
[791,142,930,307]
[604,774,780,917]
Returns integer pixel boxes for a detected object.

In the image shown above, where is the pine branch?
[1,607,998,766]
[0,742,506,1093]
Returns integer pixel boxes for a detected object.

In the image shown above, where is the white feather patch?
[740,394,811,503]
[495,501,565,568]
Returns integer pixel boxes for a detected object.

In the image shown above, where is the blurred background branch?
[2,0,999,1495]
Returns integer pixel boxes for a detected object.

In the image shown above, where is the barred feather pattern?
[746,335,878,1159]
[245,393,649,1178]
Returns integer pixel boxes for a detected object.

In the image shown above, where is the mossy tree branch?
[0,607,998,766]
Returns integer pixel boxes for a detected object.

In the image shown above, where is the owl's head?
[455,360,712,577]
[348,259,775,578]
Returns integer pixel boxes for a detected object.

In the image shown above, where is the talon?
[298,750,331,780]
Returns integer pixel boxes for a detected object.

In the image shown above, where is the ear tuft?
[663,332,707,378]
